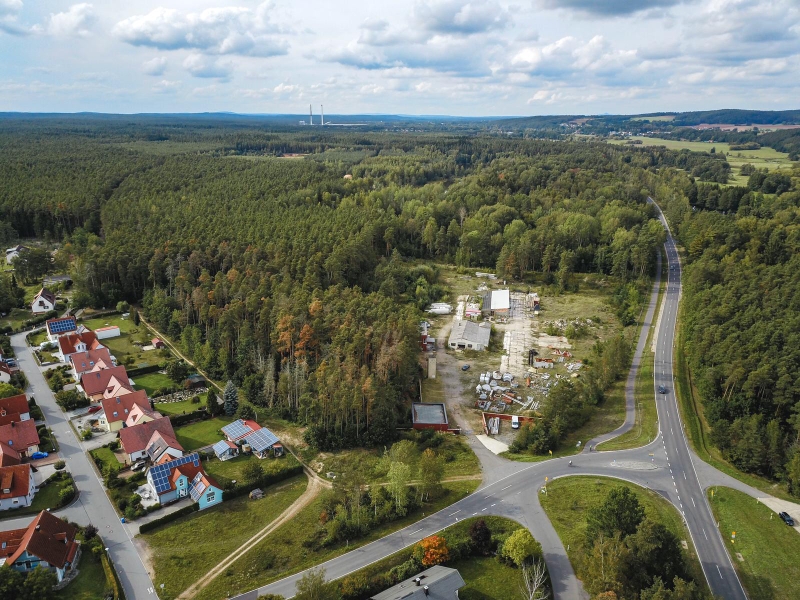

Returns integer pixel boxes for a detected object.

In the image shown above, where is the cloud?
[413,0,510,34]
[152,79,180,93]
[538,0,688,17]
[142,56,167,76]
[48,3,95,36]
[183,53,232,78]
[0,0,22,18]
[113,2,289,57]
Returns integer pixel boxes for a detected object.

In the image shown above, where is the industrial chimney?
[321,104,324,126]
[309,104,313,126]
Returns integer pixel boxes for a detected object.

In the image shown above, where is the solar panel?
[245,428,279,452]
[189,471,207,501]
[148,452,200,494]
[47,318,76,334]
[212,440,229,456]
[221,419,253,440]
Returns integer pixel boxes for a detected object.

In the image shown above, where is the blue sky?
[1,0,799,115]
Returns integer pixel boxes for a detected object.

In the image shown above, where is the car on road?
[779,511,795,526]
[30,451,49,460]
[658,385,668,394]
[461,364,470,371]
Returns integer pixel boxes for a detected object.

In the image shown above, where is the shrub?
[56,389,89,411]
[81,429,93,440]
[59,485,76,506]
[191,395,201,404]
[500,529,541,567]
[54,460,66,471]
[83,524,98,540]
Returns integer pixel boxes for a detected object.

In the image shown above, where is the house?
[119,416,178,464]
[212,440,239,461]
[221,419,261,443]
[145,430,184,465]
[448,320,491,351]
[411,403,449,432]
[0,394,30,423]
[370,565,465,600]
[0,510,80,583]
[0,441,21,466]
[69,347,115,379]
[151,338,165,349]
[79,365,133,402]
[98,390,152,432]
[31,288,56,315]
[220,419,281,459]
[146,453,222,510]
[482,289,511,317]
[57,331,104,363]
[0,464,35,511]
[94,326,120,340]
[46,316,78,342]
[124,403,162,428]
[0,420,39,458]
[5,245,27,265]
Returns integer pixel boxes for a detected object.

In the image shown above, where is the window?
[207,492,215,502]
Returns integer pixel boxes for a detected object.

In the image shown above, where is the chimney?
[35,525,40,531]
[423,585,429,596]
[415,578,421,586]
[321,104,324,126]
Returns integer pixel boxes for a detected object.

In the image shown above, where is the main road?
[235,199,749,600]
[8,332,158,600]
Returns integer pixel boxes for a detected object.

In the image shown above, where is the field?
[630,115,676,122]
[540,476,707,594]
[55,546,108,600]
[203,453,301,488]
[174,416,235,450]
[90,446,121,471]
[81,314,169,368]
[142,475,308,599]
[707,487,800,600]
[153,397,202,416]
[134,372,177,397]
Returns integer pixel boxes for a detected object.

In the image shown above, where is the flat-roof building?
[411,402,449,431]
[370,565,465,600]
[482,289,510,316]
[448,320,491,351]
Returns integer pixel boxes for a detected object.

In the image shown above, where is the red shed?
[412,402,449,431]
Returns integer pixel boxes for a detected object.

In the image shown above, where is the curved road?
[234,199,749,600]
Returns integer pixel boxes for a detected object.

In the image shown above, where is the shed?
[212,439,239,461]
[249,488,264,500]
[184,374,206,390]
[482,289,511,316]
[411,402,449,431]
[448,320,491,351]
[151,338,165,349]
[95,326,120,340]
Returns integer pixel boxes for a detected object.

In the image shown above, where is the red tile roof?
[0,413,22,426]
[0,420,39,452]
[58,331,102,357]
[1,511,79,570]
[0,394,28,418]
[80,365,132,397]
[0,440,21,466]
[69,348,114,375]
[101,390,150,425]
[0,464,31,500]
[119,416,177,456]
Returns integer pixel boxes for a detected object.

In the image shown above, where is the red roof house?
[0,394,30,422]
[0,510,80,582]
[57,331,104,362]
[0,440,21,466]
[99,390,152,432]
[119,417,179,463]
[0,420,39,458]
[0,463,34,510]
[69,347,115,379]
[80,365,133,401]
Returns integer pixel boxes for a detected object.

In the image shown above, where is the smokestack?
[423,585,429,596]
[321,104,324,126]
[309,104,313,126]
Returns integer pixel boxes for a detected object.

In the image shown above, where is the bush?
[83,524,98,540]
[54,460,66,471]
[81,429,93,440]
[55,389,89,411]
[191,395,201,404]
[59,485,76,506]
[169,409,209,427]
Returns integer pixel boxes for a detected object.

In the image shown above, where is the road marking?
[148,588,154,594]
[409,528,423,535]
[717,566,723,579]
[683,472,687,480]
[692,497,696,507]
[448,510,461,517]
[472,512,477,516]
[501,485,512,491]
[703,528,708,540]
[481,507,488,512]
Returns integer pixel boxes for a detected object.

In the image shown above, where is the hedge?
[138,503,200,534]
[127,364,163,378]
[223,464,305,501]
[168,409,210,427]
[101,553,125,600]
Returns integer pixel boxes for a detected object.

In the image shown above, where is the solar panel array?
[47,318,76,334]
[246,428,279,452]
[212,440,230,456]
[221,419,254,441]
[148,452,200,494]
[189,471,206,501]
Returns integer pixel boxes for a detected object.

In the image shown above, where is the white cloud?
[413,0,510,34]
[48,3,95,37]
[183,53,232,79]
[152,79,180,93]
[0,0,22,18]
[538,0,690,17]
[142,56,167,76]
[113,2,289,57]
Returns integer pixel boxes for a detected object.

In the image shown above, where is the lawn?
[204,453,301,488]
[0,472,75,521]
[55,545,109,600]
[196,480,480,600]
[90,446,120,472]
[142,475,308,600]
[540,477,707,595]
[153,397,203,415]
[27,328,49,347]
[175,416,235,451]
[707,487,800,600]
[134,372,178,397]
[82,314,169,368]
[453,555,525,600]
[0,308,37,332]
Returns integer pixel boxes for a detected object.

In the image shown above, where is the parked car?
[30,451,49,460]
[658,385,668,394]
[779,511,795,526]
[511,415,520,429]
[87,405,102,414]
[461,364,470,371]
[131,461,146,471]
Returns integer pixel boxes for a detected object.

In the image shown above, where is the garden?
[0,470,75,521]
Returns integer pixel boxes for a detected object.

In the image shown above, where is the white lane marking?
[409,528,423,535]
[683,472,687,480]
[501,485,512,491]
[491,504,496,507]
[481,507,488,512]
[703,528,708,540]
[448,510,461,517]
[717,566,723,579]
[148,588,154,594]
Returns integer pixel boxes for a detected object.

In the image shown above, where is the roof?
[1,511,79,570]
[185,374,206,384]
[80,365,133,397]
[188,468,219,501]
[101,390,150,425]
[0,464,31,499]
[119,416,177,455]
[69,348,114,374]
[148,452,201,494]
[151,338,163,345]
[370,566,465,600]
[58,331,102,356]
[0,394,28,418]
[448,320,491,348]
[245,427,279,452]
[32,288,56,306]
[221,419,259,441]
[411,403,449,426]
[95,325,119,332]
[145,429,183,462]
[484,289,511,311]
[46,316,77,336]
[0,440,21,466]
[212,439,237,456]
[0,419,39,451]
[126,404,161,427]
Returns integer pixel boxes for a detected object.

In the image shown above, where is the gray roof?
[448,320,491,348]
[412,403,448,425]
[370,566,465,600]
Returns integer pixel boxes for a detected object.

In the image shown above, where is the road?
[234,199,750,600]
[8,332,158,600]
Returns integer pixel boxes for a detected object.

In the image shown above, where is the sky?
[1,0,799,116]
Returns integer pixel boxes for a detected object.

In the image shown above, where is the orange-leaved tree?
[414,535,449,567]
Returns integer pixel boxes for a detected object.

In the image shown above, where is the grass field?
[196,480,480,600]
[1,307,37,332]
[153,397,202,415]
[90,446,121,471]
[707,487,800,600]
[540,476,708,595]
[204,453,301,488]
[175,416,235,450]
[82,314,168,367]
[134,372,177,397]
[55,546,108,600]
[142,475,308,599]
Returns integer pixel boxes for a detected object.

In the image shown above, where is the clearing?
[174,416,235,451]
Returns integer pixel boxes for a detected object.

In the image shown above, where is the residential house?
[220,419,261,443]
[0,510,80,583]
[124,403,162,428]
[0,394,30,423]
[0,441,21,466]
[46,316,78,342]
[69,347,115,380]
[98,391,152,432]
[482,289,511,317]
[5,245,27,265]
[0,464,35,511]
[184,374,206,390]
[220,419,281,459]
[0,420,39,458]
[79,365,133,402]
[211,440,239,461]
[57,331,104,363]
[145,430,184,465]
[370,565,465,600]
[94,326,120,340]
[118,417,178,464]
[447,320,491,351]
[146,452,223,509]
[30,288,56,315]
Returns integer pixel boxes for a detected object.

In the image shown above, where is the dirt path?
[177,474,324,600]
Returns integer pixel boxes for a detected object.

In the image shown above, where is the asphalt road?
[235,199,748,600]
[8,332,158,600]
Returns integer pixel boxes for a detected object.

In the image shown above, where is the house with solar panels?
[46,316,78,342]
[146,452,223,509]
[219,419,282,459]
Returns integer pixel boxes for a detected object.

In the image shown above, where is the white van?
[511,415,520,429]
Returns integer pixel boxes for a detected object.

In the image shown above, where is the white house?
[0,464,35,511]
[30,288,56,315]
